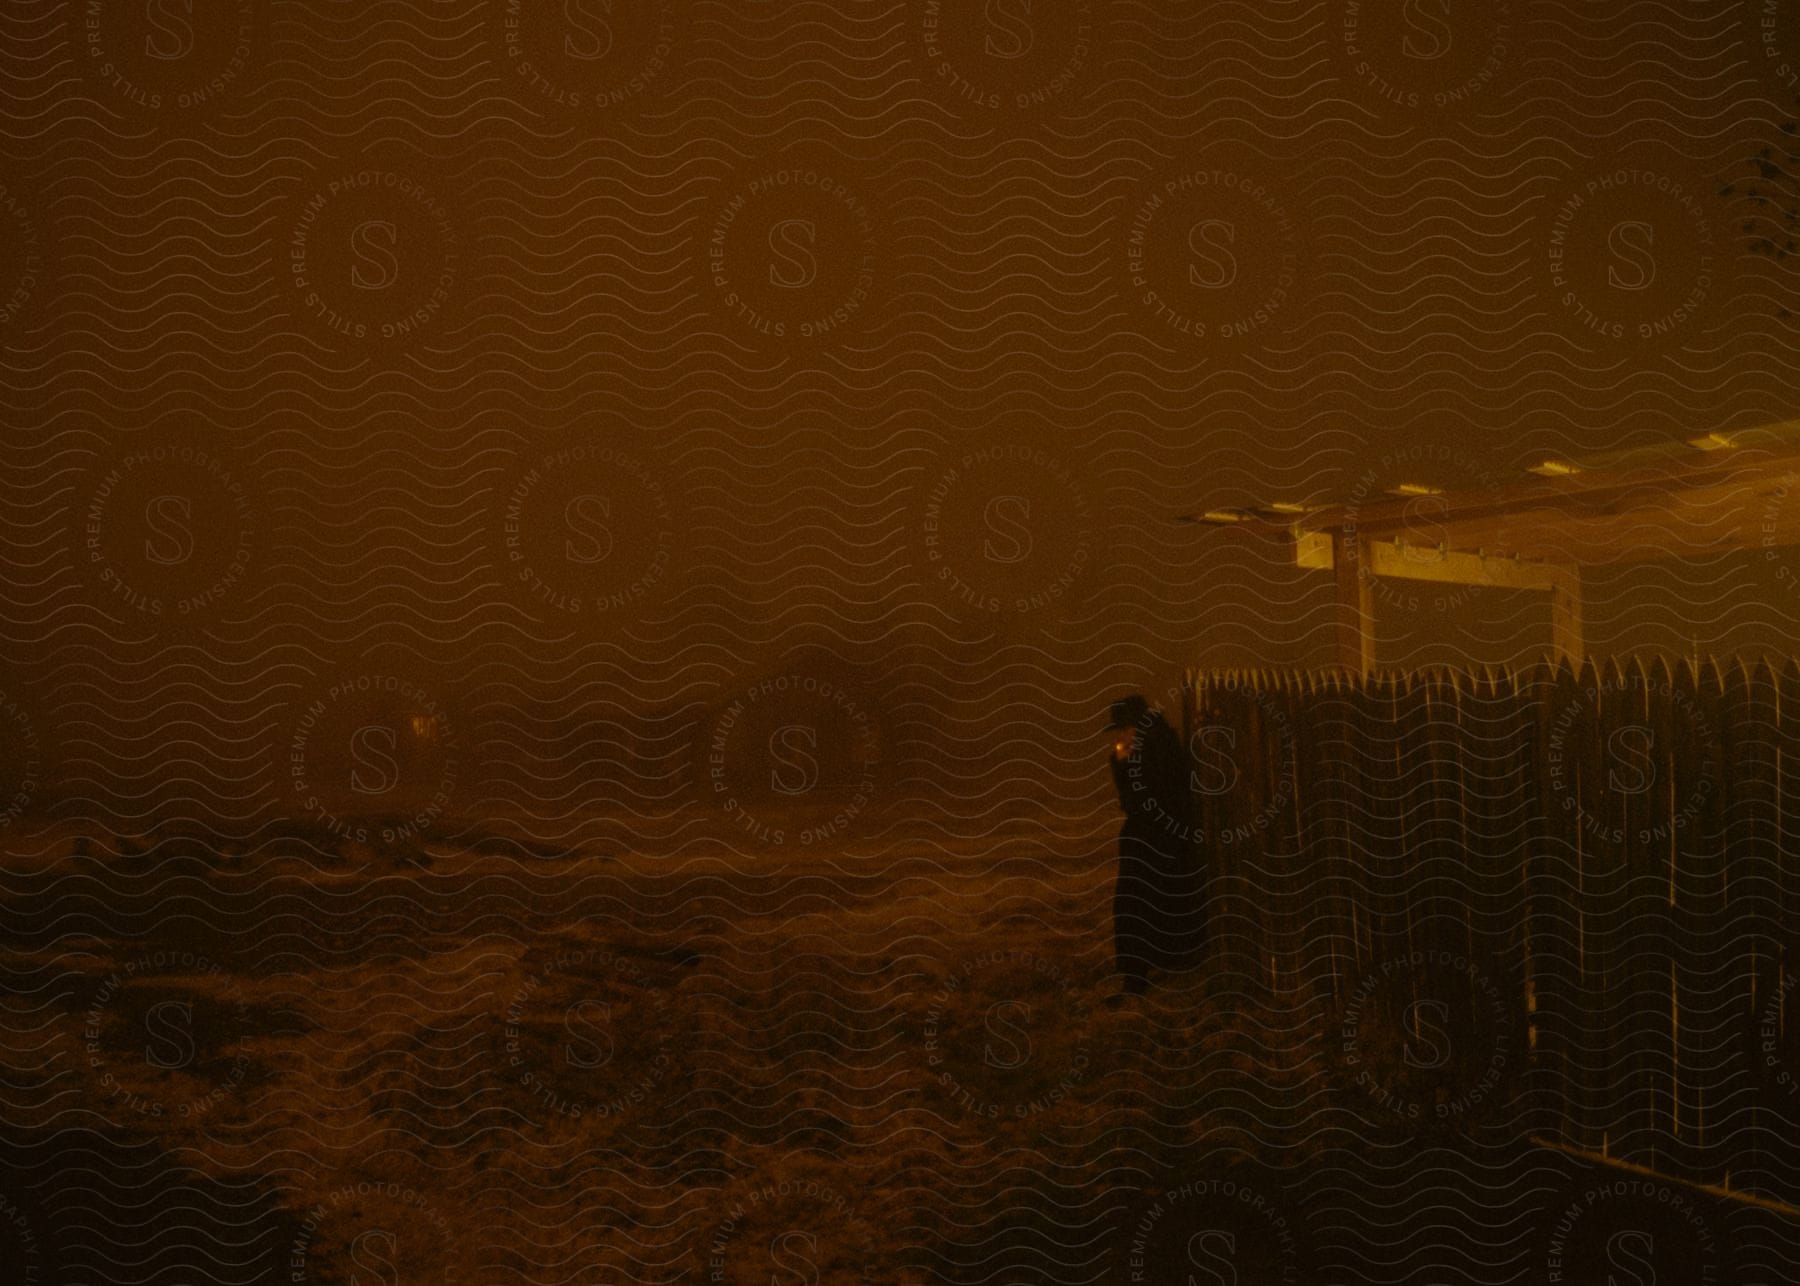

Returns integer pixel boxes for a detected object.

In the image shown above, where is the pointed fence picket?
[1183,658,1800,1194]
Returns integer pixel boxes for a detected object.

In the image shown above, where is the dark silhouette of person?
[1107,694,1206,997]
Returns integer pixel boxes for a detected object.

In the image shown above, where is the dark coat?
[1111,714,1207,977]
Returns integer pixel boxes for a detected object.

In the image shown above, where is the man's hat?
[1106,693,1150,730]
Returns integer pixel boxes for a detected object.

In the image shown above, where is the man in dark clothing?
[1107,694,1206,996]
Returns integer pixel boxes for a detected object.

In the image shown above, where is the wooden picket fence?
[1182,657,1800,1198]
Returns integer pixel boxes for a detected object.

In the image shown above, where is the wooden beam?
[1331,532,1376,674]
[1295,529,1333,570]
[1300,531,1585,667]
[1362,540,1574,592]
[1299,532,1580,592]
[1547,565,1584,663]
[1294,449,1800,568]
[1302,447,1789,536]
[1528,1134,1800,1220]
